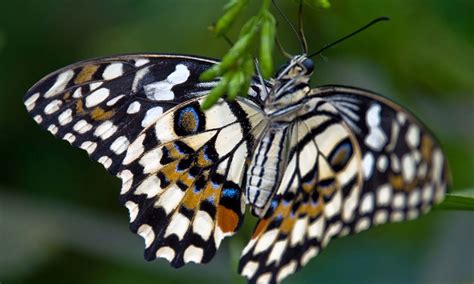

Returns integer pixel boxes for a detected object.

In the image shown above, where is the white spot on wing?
[393,193,406,209]
[137,224,155,248]
[80,141,97,155]
[33,115,43,123]
[277,261,297,282]
[25,92,40,111]
[141,106,163,128]
[123,134,146,165]
[118,169,134,194]
[102,63,123,80]
[301,247,319,266]
[374,210,388,225]
[406,124,420,148]
[94,120,117,140]
[363,153,375,180]
[106,94,125,106]
[63,133,76,144]
[132,66,150,92]
[47,124,58,135]
[143,64,190,101]
[135,58,150,67]
[365,104,387,151]
[155,184,185,214]
[98,156,112,169]
[355,217,370,233]
[307,217,325,240]
[135,175,162,198]
[127,101,141,114]
[156,246,175,262]
[193,211,214,241]
[110,136,130,155]
[72,87,82,98]
[377,184,392,206]
[85,88,110,108]
[402,154,416,183]
[125,201,139,222]
[44,99,63,115]
[164,212,190,240]
[58,108,73,125]
[214,123,243,156]
[44,70,74,98]
[377,155,388,172]
[266,240,287,265]
[139,148,164,174]
[254,229,278,254]
[183,245,204,263]
[73,119,93,134]
[359,192,374,214]
[241,261,259,278]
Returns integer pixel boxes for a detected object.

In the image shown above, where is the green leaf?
[220,28,258,70]
[214,0,249,36]
[259,11,276,78]
[201,75,230,110]
[435,188,474,211]
[303,0,331,9]
[200,64,223,81]
[228,71,245,100]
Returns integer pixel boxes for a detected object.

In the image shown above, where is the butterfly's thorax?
[246,56,313,217]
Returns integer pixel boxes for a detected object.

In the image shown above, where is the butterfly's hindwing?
[239,97,361,283]
[239,88,449,283]
[319,86,449,226]
[119,97,267,266]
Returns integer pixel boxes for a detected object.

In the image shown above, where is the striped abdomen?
[246,125,288,217]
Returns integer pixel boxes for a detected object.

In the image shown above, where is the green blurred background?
[0,0,473,283]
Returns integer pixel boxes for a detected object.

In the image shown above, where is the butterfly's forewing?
[23,54,268,266]
[239,87,449,283]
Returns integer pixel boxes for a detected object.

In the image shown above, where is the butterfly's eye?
[301,58,314,74]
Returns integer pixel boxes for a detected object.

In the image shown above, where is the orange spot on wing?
[160,161,181,184]
[217,205,239,233]
[280,214,296,234]
[75,99,85,115]
[389,174,404,190]
[90,107,114,120]
[63,92,71,101]
[182,187,201,210]
[252,218,269,239]
[75,64,99,84]
[196,149,212,168]
[421,135,434,162]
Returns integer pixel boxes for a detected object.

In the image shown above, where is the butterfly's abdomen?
[246,126,288,217]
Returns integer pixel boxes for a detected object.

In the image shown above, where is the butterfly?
[23,50,449,283]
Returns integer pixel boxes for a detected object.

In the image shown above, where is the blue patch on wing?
[222,187,240,199]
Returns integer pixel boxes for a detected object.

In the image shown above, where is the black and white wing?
[239,87,449,283]
[23,54,269,266]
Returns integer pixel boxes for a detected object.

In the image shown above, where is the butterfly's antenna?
[276,32,293,59]
[308,16,389,58]
[298,0,308,54]
[272,0,306,54]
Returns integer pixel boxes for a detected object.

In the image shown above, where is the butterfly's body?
[24,53,449,283]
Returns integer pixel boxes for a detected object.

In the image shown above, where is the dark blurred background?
[0,0,473,283]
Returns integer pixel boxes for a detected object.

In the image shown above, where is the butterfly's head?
[275,55,314,81]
